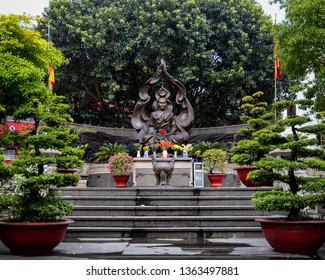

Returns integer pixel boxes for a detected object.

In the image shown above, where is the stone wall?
[73,123,249,141]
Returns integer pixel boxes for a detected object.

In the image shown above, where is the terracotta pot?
[234,166,273,187]
[207,173,225,187]
[0,218,74,255]
[113,174,129,188]
[256,218,325,255]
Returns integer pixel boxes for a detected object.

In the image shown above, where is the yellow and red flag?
[274,59,282,80]
[48,66,55,89]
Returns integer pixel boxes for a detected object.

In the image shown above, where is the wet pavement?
[1,237,325,260]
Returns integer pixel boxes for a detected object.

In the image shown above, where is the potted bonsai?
[107,152,133,188]
[231,91,274,187]
[250,97,325,255]
[202,148,227,187]
[0,95,84,255]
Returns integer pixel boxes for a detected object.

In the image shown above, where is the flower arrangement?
[172,144,182,151]
[181,144,193,152]
[107,152,133,175]
[143,145,150,152]
[157,139,172,150]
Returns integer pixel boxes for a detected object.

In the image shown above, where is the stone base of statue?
[152,158,175,187]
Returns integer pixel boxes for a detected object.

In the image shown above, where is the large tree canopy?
[273,0,324,108]
[0,14,66,117]
[40,0,275,127]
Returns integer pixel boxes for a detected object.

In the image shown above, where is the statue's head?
[157,97,167,110]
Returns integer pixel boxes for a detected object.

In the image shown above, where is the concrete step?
[62,186,283,239]
[64,195,254,206]
[70,205,274,216]
[68,215,263,227]
[61,186,273,196]
[66,226,264,239]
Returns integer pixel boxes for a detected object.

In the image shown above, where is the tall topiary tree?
[1,95,85,222]
[250,93,325,220]
[0,14,83,222]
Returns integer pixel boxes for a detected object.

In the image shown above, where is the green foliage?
[231,91,275,165]
[0,14,66,117]
[202,148,227,174]
[40,0,274,127]
[192,141,225,155]
[94,143,128,162]
[0,192,73,222]
[0,14,78,222]
[249,92,325,220]
[1,96,84,221]
[0,152,14,187]
[272,0,324,101]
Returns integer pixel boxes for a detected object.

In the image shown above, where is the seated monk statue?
[141,90,188,144]
[132,59,194,145]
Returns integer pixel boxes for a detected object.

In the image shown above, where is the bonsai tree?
[202,148,227,174]
[250,96,325,220]
[231,91,275,166]
[0,95,84,222]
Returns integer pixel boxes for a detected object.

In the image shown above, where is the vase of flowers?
[181,144,193,158]
[151,144,157,158]
[107,152,133,188]
[157,139,172,158]
[172,144,182,158]
[143,145,150,158]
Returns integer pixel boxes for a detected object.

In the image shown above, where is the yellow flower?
[181,144,193,152]
[172,144,182,151]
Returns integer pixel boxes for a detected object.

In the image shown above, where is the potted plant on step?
[250,96,325,255]
[202,148,227,187]
[231,91,274,187]
[0,15,80,255]
[0,96,84,255]
[107,152,133,188]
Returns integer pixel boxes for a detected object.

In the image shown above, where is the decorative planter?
[57,168,77,174]
[152,158,175,187]
[207,173,225,187]
[0,218,74,255]
[256,218,325,255]
[234,166,273,187]
[112,174,130,188]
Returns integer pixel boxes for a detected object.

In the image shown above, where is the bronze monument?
[132,59,194,145]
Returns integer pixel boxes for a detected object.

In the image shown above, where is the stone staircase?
[62,186,281,240]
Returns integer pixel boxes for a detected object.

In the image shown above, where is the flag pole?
[274,71,277,121]
[274,14,278,121]
[47,0,54,91]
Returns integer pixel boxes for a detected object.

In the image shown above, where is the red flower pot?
[113,174,130,188]
[234,166,273,187]
[207,173,225,187]
[0,219,74,255]
[256,218,325,255]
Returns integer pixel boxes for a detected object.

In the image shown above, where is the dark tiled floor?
[1,237,324,260]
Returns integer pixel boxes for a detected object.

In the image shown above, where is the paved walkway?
[1,237,324,260]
